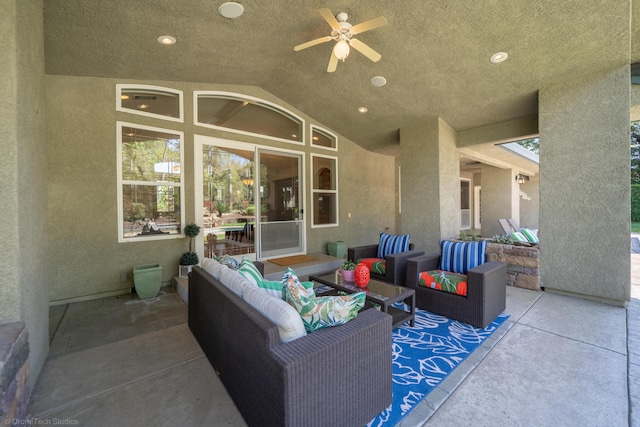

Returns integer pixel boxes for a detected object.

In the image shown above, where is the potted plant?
[179,223,201,278]
[338,260,357,282]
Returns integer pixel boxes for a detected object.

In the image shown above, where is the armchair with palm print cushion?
[405,239,506,328]
[347,232,424,285]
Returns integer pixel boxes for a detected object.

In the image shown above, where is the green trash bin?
[133,263,163,299]
[327,241,347,259]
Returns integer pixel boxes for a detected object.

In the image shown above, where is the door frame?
[194,134,306,261]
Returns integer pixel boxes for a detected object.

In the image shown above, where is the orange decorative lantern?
[354,263,370,288]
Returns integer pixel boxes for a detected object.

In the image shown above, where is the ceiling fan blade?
[294,36,333,51]
[350,16,388,35]
[318,8,340,31]
[349,39,382,62]
[327,52,338,73]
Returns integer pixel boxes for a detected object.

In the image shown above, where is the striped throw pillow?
[439,240,487,274]
[511,232,528,243]
[237,258,263,286]
[377,232,410,259]
[521,228,539,244]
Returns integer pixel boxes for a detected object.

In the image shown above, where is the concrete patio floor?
[28,253,638,426]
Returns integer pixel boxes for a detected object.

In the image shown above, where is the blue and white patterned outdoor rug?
[367,307,509,426]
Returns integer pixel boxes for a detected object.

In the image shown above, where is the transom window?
[116,85,183,122]
[117,122,184,242]
[194,92,304,144]
[311,125,337,150]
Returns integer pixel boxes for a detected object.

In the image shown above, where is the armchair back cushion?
[377,232,411,258]
[439,239,487,274]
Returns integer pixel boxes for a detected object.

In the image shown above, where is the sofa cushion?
[201,258,227,280]
[242,286,307,343]
[418,270,467,296]
[439,239,487,274]
[219,267,254,297]
[377,232,411,259]
[282,268,365,332]
[357,258,386,275]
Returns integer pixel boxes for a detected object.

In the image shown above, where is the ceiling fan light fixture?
[333,39,350,61]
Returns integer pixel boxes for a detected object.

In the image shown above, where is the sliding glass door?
[256,148,305,258]
[194,135,305,260]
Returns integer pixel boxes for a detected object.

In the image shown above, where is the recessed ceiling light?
[218,2,244,19]
[138,104,149,109]
[358,107,368,113]
[370,76,387,87]
[157,35,176,45]
[490,51,508,64]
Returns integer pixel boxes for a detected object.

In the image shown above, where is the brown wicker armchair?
[406,252,506,328]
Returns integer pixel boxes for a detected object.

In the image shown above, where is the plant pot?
[179,264,196,278]
[133,263,162,299]
[338,269,355,282]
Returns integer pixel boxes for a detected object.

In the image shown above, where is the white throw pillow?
[243,286,307,342]
[201,258,227,280]
[220,267,253,297]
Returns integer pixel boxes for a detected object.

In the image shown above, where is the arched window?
[195,92,304,144]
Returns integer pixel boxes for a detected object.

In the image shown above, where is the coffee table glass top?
[311,271,406,301]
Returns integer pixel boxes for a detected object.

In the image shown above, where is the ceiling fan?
[294,9,388,72]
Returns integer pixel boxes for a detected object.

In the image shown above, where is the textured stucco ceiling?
[43,0,635,162]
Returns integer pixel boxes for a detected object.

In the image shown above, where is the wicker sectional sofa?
[188,263,393,427]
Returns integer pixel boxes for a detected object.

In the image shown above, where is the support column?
[400,117,459,252]
[539,66,630,304]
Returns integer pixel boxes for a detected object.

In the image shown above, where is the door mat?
[268,255,318,266]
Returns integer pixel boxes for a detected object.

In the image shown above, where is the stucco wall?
[519,177,539,230]
[479,165,518,238]
[400,117,460,253]
[46,75,396,301]
[539,67,630,304]
[1,0,50,388]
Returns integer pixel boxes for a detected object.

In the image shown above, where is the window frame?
[310,125,338,151]
[310,153,339,228]
[116,84,184,123]
[193,91,305,145]
[117,121,185,242]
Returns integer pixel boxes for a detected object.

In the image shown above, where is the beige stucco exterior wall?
[400,117,460,253]
[539,67,630,304]
[45,75,396,302]
[0,0,50,387]
[519,177,539,230]
[479,165,519,237]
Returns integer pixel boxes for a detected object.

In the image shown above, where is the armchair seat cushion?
[418,270,467,296]
[357,258,386,275]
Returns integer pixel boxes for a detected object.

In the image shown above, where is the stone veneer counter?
[486,242,540,291]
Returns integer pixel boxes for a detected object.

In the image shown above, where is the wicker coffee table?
[310,271,415,329]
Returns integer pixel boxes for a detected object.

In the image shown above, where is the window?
[311,125,337,150]
[117,122,184,242]
[460,179,471,230]
[116,85,183,122]
[311,154,338,227]
[194,92,304,144]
